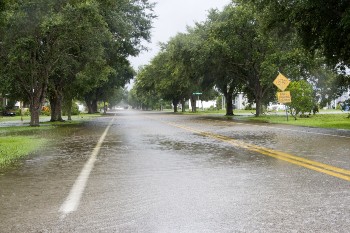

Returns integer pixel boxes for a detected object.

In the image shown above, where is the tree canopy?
[0,0,155,125]
[244,0,350,71]
[132,1,337,116]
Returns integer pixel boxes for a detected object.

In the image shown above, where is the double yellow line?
[167,122,350,182]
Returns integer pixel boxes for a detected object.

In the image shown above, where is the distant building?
[221,93,249,110]
[233,93,248,110]
[330,87,350,109]
[189,93,249,110]
[188,99,216,110]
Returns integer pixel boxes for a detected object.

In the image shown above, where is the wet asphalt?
[0,110,349,232]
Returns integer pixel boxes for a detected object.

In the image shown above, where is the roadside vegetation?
[177,108,349,130]
[240,113,350,130]
[0,136,47,168]
[0,113,102,124]
[129,1,349,120]
[1,1,154,126]
[0,114,101,168]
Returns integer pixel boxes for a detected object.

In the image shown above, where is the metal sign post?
[273,73,292,121]
[193,92,202,108]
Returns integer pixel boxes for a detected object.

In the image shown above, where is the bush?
[62,102,80,116]
[71,102,80,115]
[287,80,315,117]
[41,106,51,116]
[16,108,30,116]
[245,104,255,110]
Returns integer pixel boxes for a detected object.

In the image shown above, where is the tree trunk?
[50,95,57,122]
[254,83,263,117]
[103,101,107,114]
[49,91,64,122]
[190,96,196,112]
[181,99,186,112]
[85,97,93,114]
[225,93,234,116]
[66,99,73,121]
[29,95,42,127]
[55,92,63,121]
[173,99,179,113]
[255,98,261,117]
[28,80,47,127]
[62,96,73,121]
[222,84,234,116]
[92,99,98,113]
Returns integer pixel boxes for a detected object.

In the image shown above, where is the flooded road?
[0,111,349,232]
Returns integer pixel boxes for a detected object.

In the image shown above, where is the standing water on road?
[1,111,349,232]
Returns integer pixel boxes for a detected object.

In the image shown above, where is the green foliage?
[216,96,223,110]
[286,80,315,117]
[245,113,350,130]
[62,102,80,116]
[0,0,155,125]
[244,0,350,71]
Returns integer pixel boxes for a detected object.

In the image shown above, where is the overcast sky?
[129,0,231,70]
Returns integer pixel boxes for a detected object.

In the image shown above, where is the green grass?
[240,113,350,130]
[173,108,349,130]
[177,108,349,130]
[0,136,46,167]
[0,115,28,122]
[0,113,103,168]
[0,113,102,123]
[0,125,50,167]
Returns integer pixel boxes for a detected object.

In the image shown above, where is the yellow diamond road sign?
[273,73,290,91]
[277,91,292,103]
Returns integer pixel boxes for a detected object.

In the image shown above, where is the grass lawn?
[0,113,102,123]
[0,136,46,167]
[240,113,350,130]
[176,109,350,130]
[0,113,102,168]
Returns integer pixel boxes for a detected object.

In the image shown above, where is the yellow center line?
[165,121,350,182]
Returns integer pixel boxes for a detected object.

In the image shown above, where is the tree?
[48,1,110,121]
[1,0,64,126]
[287,80,315,118]
[200,9,245,115]
[244,0,350,88]
[134,33,204,113]
[205,4,278,116]
[0,0,155,125]
[78,0,154,114]
[107,88,129,109]
[133,64,161,110]
[247,0,350,65]
[207,3,323,116]
[161,34,204,113]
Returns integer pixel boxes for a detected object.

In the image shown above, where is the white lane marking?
[59,116,115,218]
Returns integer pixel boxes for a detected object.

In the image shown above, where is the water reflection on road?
[0,111,349,232]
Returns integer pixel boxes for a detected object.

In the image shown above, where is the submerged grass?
[0,113,102,168]
[0,136,46,167]
[241,113,350,130]
[0,113,102,123]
